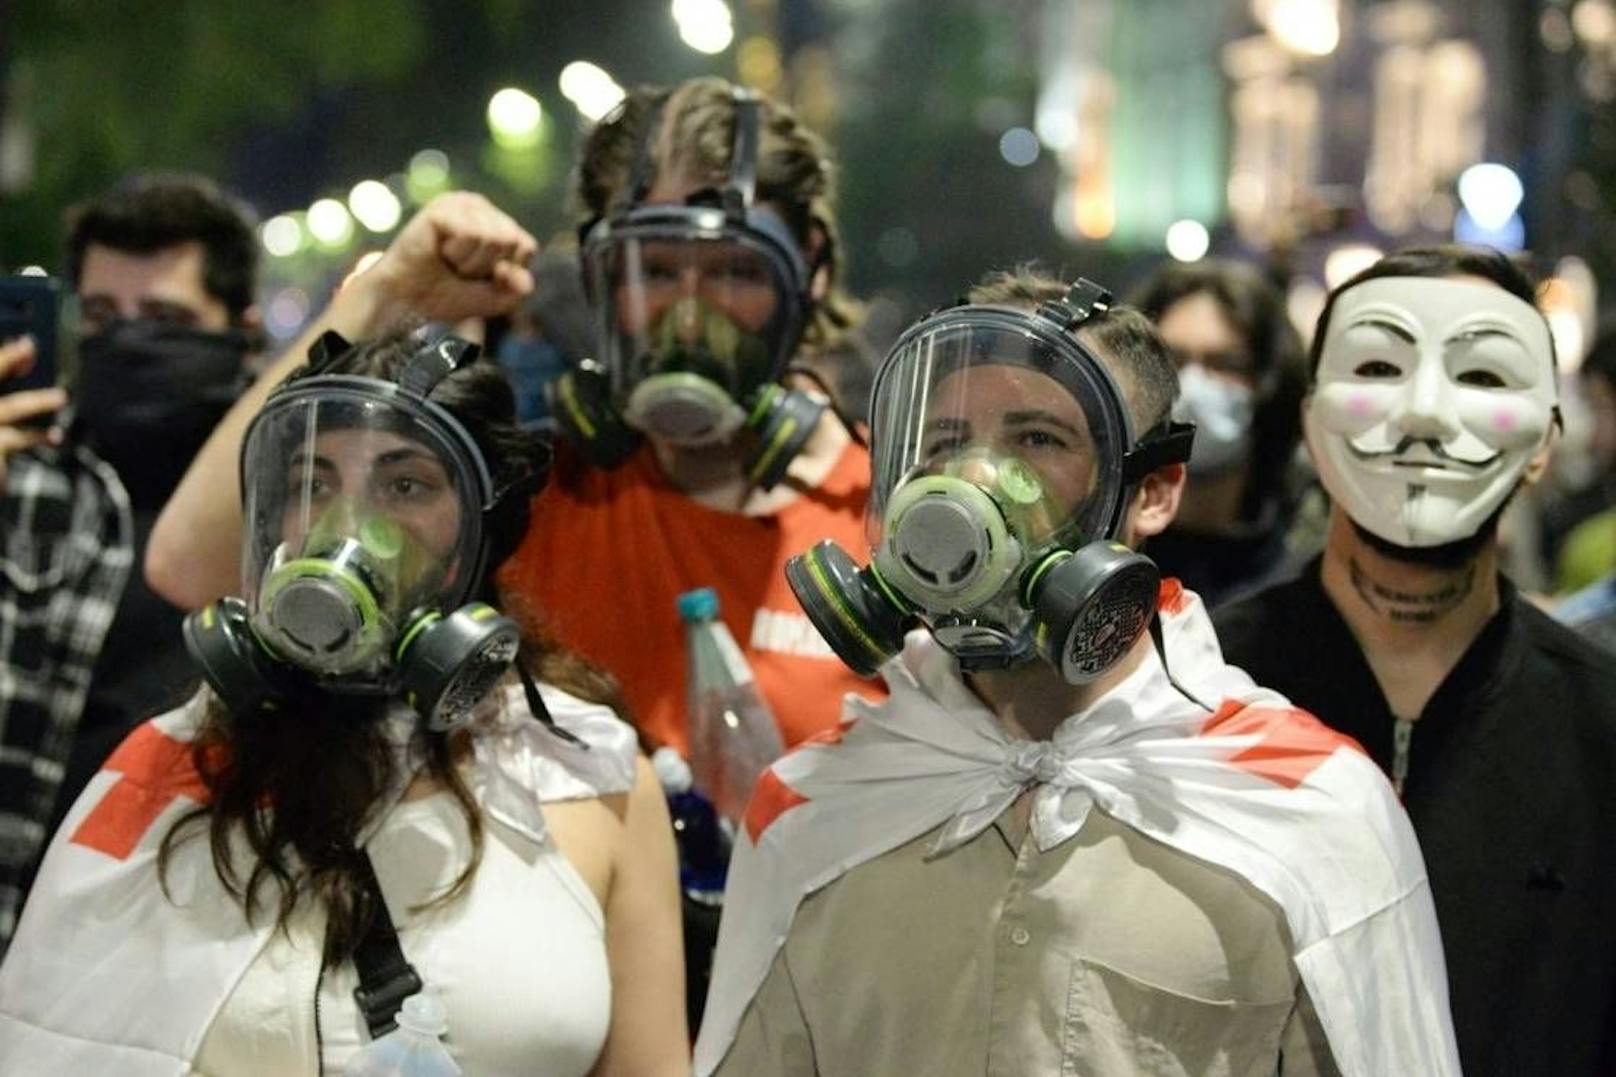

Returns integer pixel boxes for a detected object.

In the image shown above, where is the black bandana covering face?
[74,319,250,499]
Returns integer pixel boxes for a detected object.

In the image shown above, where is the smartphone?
[0,275,61,428]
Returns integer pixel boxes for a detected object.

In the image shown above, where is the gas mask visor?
[862,307,1136,654]
[580,202,809,445]
[239,378,491,685]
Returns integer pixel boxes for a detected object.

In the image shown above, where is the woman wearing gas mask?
[695,272,1458,1076]
[1130,261,1309,607]
[498,76,877,758]
[0,333,688,1076]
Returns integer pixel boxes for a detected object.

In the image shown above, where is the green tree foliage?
[2,0,427,265]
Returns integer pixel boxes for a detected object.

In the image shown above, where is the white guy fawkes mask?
[1305,276,1557,548]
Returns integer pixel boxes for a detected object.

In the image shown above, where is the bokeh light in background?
[672,0,733,55]
[998,127,1039,167]
[1258,0,1341,57]
[306,198,354,248]
[1323,243,1384,289]
[487,88,544,149]
[347,180,402,233]
[260,214,304,257]
[406,150,451,205]
[1457,162,1525,230]
[559,62,626,123]
[1165,219,1211,262]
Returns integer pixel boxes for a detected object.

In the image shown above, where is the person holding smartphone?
[0,174,266,954]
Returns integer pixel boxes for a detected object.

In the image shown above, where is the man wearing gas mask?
[0,173,261,952]
[694,271,1459,1077]
[1214,245,1616,1076]
[498,77,877,758]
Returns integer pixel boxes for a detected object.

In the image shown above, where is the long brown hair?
[159,331,626,964]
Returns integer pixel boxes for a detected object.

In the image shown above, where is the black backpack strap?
[350,848,423,1039]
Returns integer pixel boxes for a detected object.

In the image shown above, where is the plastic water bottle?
[651,745,731,1036]
[651,746,731,904]
[677,588,785,826]
[342,991,462,1077]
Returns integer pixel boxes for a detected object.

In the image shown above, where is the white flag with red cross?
[0,683,639,1076]
[695,583,1461,1077]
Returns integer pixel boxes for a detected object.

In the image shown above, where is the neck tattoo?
[1348,557,1475,624]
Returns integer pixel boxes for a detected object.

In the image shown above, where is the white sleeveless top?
[189,684,635,1077]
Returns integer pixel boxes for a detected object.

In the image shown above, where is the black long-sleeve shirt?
[1214,562,1616,1077]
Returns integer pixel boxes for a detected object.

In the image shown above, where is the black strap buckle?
[1121,420,1197,484]
[352,962,425,1039]
[349,848,425,1039]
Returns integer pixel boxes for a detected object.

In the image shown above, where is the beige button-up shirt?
[717,803,1341,1076]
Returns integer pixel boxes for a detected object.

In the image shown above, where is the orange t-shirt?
[499,442,883,754]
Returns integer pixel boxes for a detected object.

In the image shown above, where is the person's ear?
[1124,461,1186,544]
[1521,415,1562,488]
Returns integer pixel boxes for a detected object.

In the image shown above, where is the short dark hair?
[1309,244,1544,378]
[966,267,1179,436]
[1129,260,1306,521]
[66,172,260,322]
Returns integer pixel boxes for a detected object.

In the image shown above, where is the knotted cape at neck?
[695,582,1460,1077]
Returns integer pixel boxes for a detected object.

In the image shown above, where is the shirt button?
[1009,926,1031,946]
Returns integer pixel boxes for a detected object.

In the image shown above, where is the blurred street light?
[559,61,626,122]
[1259,0,1340,57]
[1165,219,1211,262]
[673,0,734,54]
[307,199,355,248]
[407,149,451,204]
[487,88,544,149]
[1457,162,1524,230]
[1324,243,1383,288]
[261,214,304,257]
[999,127,1040,167]
[348,180,402,233]
[1573,0,1616,45]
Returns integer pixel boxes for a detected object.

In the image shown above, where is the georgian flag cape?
[0,681,638,1077]
[695,583,1461,1077]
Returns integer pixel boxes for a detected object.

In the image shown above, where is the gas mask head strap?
[724,86,761,221]
[399,334,481,398]
[1121,419,1196,484]
[1034,277,1113,331]
[619,91,671,214]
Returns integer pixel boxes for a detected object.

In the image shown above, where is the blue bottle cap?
[677,587,720,623]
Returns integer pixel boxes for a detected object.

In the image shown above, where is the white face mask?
[1173,362,1255,476]
[1305,276,1557,547]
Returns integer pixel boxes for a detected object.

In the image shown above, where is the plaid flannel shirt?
[0,444,131,952]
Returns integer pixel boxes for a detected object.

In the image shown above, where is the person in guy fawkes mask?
[1130,260,1309,608]
[500,77,877,761]
[1214,245,1616,1076]
[695,270,1458,1077]
[0,173,261,952]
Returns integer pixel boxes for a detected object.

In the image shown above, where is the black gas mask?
[183,334,533,730]
[553,85,829,489]
[787,281,1195,683]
